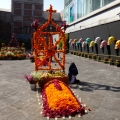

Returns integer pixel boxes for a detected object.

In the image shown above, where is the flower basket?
[103,57,108,63]
[115,60,120,67]
[39,75,69,87]
[97,56,101,62]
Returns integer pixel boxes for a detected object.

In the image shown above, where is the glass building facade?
[64,0,115,24]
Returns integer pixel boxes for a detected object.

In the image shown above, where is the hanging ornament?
[89,41,95,47]
[100,40,107,48]
[69,39,73,43]
[82,41,86,47]
[95,37,101,43]
[79,38,84,43]
[73,39,77,44]
[86,38,91,44]
[115,40,120,49]
[107,36,115,45]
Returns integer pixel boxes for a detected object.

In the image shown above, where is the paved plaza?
[0,54,120,120]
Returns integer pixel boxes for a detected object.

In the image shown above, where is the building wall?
[64,0,116,24]
[0,11,11,40]
[67,0,120,62]
[69,20,120,61]
[11,0,44,37]
[60,10,64,21]
[43,11,62,22]
[66,1,120,33]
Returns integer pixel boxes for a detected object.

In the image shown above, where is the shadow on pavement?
[70,81,120,92]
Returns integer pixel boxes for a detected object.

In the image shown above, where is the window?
[24,3,32,9]
[24,10,32,16]
[77,0,83,19]
[92,0,101,11]
[83,0,91,16]
[14,2,21,9]
[103,0,114,6]
[14,9,21,15]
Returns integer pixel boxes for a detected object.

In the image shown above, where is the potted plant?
[23,71,42,90]
[28,53,35,62]
[81,52,84,57]
[70,51,73,54]
[77,52,79,56]
[88,54,92,59]
[74,51,77,55]
[103,57,108,63]
[97,56,101,62]
[115,60,120,67]
[78,52,81,56]
[84,53,88,58]
[109,58,114,65]
[92,54,97,60]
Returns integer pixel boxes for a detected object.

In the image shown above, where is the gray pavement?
[0,54,120,120]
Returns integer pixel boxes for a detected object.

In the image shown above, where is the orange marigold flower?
[45,81,80,111]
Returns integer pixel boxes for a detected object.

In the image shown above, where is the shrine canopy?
[8,33,20,47]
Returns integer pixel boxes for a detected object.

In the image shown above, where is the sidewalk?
[0,54,120,120]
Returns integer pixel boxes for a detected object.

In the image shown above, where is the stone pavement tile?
[10,100,30,110]
[0,106,16,118]
[20,104,40,118]
[1,95,18,106]
[90,89,109,97]
[0,84,14,93]
[4,111,27,120]
[107,91,120,99]
[92,107,116,120]
[0,94,9,101]
[5,89,21,97]
[113,111,120,120]
[101,97,120,112]
[11,92,32,102]
[0,100,8,110]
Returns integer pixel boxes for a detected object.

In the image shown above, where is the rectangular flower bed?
[41,80,85,118]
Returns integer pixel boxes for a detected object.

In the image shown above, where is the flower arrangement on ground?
[41,79,86,118]
[115,60,120,67]
[109,58,114,65]
[92,54,97,60]
[0,47,26,60]
[97,56,101,62]
[103,57,108,63]
[23,71,68,87]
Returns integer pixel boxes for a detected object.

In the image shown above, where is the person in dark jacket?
[68,62,79,84]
